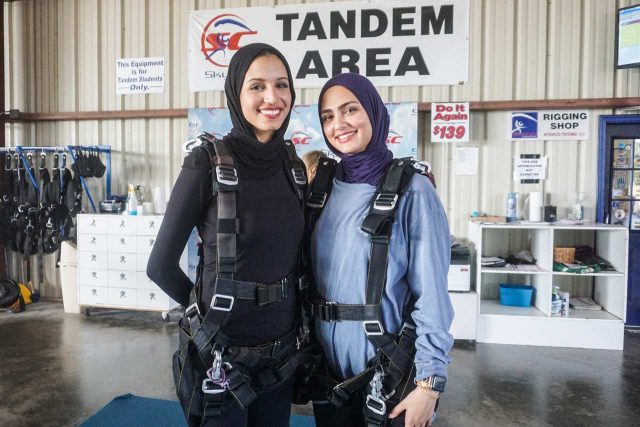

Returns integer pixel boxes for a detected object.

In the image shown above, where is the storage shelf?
[478,222,627,231]
[481,266,549,275]
[551,309,621,322]
[469,222,628,349]
[552,271,625,277]
[479,300,547,317]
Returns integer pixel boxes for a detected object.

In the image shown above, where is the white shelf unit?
[468,222,628,350]
[77,214,184,314]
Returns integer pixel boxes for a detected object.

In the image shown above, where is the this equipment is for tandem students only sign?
[189,0,470,91]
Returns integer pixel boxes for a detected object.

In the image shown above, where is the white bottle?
[126,184,138,216]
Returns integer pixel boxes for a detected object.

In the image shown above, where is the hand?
[388,387,437,427]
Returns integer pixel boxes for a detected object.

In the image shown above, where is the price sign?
[431,102,470,143]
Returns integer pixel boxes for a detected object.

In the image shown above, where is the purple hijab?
[318,73,393,186]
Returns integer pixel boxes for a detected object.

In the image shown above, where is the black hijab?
[224,43,296,179]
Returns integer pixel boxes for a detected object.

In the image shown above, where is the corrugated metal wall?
[3,0,640,297]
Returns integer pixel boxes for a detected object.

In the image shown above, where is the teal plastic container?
[499,284,533,307]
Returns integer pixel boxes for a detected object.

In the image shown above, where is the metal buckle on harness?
[400,322,416,336]
[211,294,235,311]
[373,193,398,211]
[363,321,385,336]
[203,350,228,394]
[184,302,200,319]
[365,394,386,416]
[215,165,238,186]
[306,192,327,208]
[202,378,227,395]
[298,275,309,291]
[291,167,307,186]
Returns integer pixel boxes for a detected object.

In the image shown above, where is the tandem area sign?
[189,0,469,91]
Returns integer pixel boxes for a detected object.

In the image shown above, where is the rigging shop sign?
[510,110,590,141]
[189,0,469,91]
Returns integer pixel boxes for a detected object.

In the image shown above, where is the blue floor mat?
[80,394,315,427]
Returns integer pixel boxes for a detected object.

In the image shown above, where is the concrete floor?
[1,301,640,427]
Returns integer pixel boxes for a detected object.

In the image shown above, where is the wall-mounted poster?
[187,103,418,159]
[510,110,589,141]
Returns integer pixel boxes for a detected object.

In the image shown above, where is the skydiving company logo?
[511,112,538,139]
[386,130,403,144]
[201,14,257,67]
[291,131,313,145]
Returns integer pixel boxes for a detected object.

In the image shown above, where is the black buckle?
[291,167,306,185]
[271,338,283,358]
[298,275,309,291]
[318,302,336,321]
[215,165,238,186]
[363,321,384,336]
[306,192,327,208]
[373,192,398,211]
[365,394,386,416]
[184,302,200,319]
[256,278,289,306]
[211,294,234,311]
[399,322,416,336]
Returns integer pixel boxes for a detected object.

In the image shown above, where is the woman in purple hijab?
[308,73,454,427]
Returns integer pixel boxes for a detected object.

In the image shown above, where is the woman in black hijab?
[148,43,305,427]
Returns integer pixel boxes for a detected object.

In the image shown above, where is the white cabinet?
[468,222,628,350]
[77,213,183,313]
[449,291,478,340]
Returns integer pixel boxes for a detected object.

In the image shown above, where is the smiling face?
[239,54,292,143]
[319,85,373,156]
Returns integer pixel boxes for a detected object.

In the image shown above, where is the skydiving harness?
[173,133,321,421]
[1,151,79,256]
[304,156,434,427]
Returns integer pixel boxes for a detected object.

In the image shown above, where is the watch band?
[414,380,440,399]
[415,375,447,393]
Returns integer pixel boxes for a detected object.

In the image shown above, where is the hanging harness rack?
[0,145,112,213]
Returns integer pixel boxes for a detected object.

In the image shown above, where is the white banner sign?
[188,103,418,159]
[514,157,548,181]
[430,102,469,142]
[510,110,590,141]
[116,57,165,94]
[189,0,469,91]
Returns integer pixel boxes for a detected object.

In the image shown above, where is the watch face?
[431,375,447,392]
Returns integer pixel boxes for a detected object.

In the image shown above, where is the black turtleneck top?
[147,143,304,346]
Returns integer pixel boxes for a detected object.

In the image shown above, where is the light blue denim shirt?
[311,173,454,381]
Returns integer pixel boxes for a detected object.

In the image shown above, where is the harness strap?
[306,157,337,212]
[215,268,298,306]
[330,367,377,407]
[309,299,379,321]
[199,134,239,279]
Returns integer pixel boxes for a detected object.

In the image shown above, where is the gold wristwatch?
[415,375,446,399]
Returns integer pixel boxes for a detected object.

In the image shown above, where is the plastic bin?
[58,241,80,314]
[499,284,533,307]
